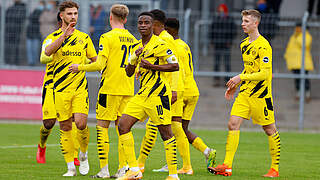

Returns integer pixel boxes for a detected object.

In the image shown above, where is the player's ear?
[123,17,127,24]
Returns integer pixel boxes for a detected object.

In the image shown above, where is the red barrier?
[0,69,45,120]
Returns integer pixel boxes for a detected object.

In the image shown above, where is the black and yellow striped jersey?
[133,35,178,97]
[43,29,97,93]
[239,35,272,98]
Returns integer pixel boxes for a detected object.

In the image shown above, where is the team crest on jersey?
[167,49,172,55]
[99,44,103,51]
[78,40,83,44]
[263,56,269,63]
[252,50,256,56]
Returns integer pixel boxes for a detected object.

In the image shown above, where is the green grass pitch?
[0,123,319,180]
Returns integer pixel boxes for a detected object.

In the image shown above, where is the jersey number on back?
[120,45,132,68]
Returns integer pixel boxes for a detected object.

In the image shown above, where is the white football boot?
[79,151,89,175]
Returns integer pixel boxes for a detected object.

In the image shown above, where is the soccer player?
[117,12,179,180]
[137,9,191,174]
[208,9,280,177]
[37,11,80,167]
[68,4,137,178]
[43,1,97,176]
[165,17,217,174]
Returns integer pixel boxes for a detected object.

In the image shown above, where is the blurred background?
[1,0,320,131]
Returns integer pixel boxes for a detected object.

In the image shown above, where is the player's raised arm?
[45,22,75,56]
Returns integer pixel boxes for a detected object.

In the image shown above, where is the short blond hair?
[111,4,129,21]
[241,9,261,22]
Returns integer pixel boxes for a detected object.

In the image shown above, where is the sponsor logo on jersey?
[99,44,103,51]
[166,49,172,55]
[244,61,254,66]
[62,50,82,56]
[263,56,269,63]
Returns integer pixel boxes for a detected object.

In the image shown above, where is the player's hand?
[68,64,79,73]
[225,87,237,100]
[140,59,153,69]
[226,75,241,89]
[135,47,143,56]
[63,22,75,37]
[171,91,177,104]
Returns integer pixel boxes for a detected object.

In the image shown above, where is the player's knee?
[118,121,129,135]
[75,121,86,130]
[263,127,276,136]
[228,121,239,130]
[43,119,56,129]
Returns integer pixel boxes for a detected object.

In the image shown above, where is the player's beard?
[63,17,77,27]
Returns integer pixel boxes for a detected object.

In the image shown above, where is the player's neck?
[248,29,260,43]
[155,28,165,36]
[111,21,125,29]
[142,33,152,46]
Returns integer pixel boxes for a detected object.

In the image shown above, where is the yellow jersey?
[78,28,137,96]
[133,34,177,97]
[44,29,97,92]
[239,35,272,98]
[159,30,181,91]
[175,39,199,96]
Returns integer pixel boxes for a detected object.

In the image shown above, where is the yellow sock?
[119,132,138,168]
[137,122,158,166]
[116,126,127,169]
[72,122,79,158]
[164,136,177,175]
[39,125,52,148]
[192,137,208,153]
[223,130,240,168]
[77,126,90,153]
[96,125,109,169]
[172,121,191,169]
[60,130,74,163]
[268,131,280,171]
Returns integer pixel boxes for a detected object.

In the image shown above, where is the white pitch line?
[0,143,97,149]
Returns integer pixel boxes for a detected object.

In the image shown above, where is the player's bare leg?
[209,116,244,176]
[59,118,76,176]
[262,123,280,177]
[74,113,90,175]
[170,117,193,175]
[117,114,142,180]
[182,120,216,170]
[91,120,111,178]
[158,124,179,180]
[111,117,129,178]
[37,118,56,163]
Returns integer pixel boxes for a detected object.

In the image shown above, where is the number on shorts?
[156,105,163,115]
[264,107,268,116]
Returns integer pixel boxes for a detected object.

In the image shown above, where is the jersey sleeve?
[40,35,53,64]
[155,43,178,64]
[78,55,106,72]
[240,45,271,81]
[258,45,272,69]
[86,35,98,59]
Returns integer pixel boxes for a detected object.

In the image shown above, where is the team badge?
[99,44,103,51]
[166,49,172,55]
[252,50,256,56]
[78,40,83,44]
[263,57,269,63]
